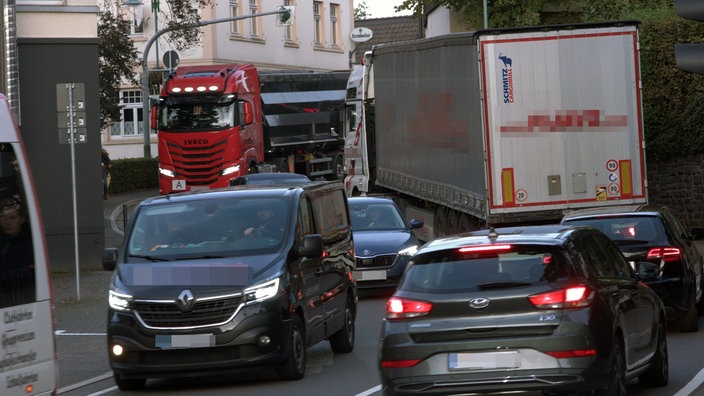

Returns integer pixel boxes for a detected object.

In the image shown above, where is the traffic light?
[277,6,294,26]
[675,0,704,74]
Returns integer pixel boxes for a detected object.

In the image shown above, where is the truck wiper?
[127,254,169,262]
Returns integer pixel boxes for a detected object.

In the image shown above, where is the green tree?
[98,5,140,131]
[355,0,371,19]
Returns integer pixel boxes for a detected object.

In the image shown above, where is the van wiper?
[128,254,169,262]
[174,255,226,260]
[477,281,532,290]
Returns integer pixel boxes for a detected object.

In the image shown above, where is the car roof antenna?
[488,227,498,243]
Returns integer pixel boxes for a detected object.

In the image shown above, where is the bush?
[108,157,158,194]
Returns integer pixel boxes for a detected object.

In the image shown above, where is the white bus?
[0,94,57,395]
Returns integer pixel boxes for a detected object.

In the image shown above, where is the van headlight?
[398,245,418,257]
[244,278,280,304]
[109,290,133,312]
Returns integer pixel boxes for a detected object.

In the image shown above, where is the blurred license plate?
[449,351,519,370]
[156,334,215,349]
[354,270,386,281]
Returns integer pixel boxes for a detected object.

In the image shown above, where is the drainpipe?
[3,0,21,123]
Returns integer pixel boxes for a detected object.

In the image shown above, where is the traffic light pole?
[140,8,289,158]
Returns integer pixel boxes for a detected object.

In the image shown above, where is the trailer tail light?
[529,285,592,309]
[386,298,432,319]
[647,247,682,263]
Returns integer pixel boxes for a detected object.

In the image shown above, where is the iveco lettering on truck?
[156,65,349,194]
[0,94,57,395]
[344,21,647,241]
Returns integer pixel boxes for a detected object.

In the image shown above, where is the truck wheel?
[272,157,289,173]
[327,154,344,181]
[276,315,306,380]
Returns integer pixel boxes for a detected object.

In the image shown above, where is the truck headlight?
[159,167,175,178]
[222,165,241,176]
[398,245,418,257]
[109,290,133,312]
[244,278,280,304]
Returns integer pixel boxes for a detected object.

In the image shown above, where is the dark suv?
[379,225,668,396]
[561,204,704,332]
[103,181,356,390]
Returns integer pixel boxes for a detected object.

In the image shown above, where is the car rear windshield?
[563,215,665,244]
[399,245,575,293]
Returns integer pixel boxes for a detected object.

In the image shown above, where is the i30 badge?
[469,297,490,309]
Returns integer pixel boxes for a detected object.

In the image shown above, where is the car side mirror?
[636,261,660,281]
[103,247,118,271]
[298,234,323,258]
[409,218,424,230]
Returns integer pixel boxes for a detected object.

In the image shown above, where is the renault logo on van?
[177,289,196,312]
[469,297,490,310]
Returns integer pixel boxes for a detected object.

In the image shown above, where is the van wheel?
[114,373,146,390]
[329,298,355,353]
[277,315,306,380]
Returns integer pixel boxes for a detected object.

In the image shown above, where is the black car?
[561,204,704,332]
[348,196,423,290]
[379,225,668,396]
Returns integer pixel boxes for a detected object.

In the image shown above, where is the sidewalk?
[52,188,158,389]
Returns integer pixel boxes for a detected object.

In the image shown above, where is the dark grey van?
[103,181,356,390]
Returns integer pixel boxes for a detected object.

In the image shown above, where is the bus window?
[0,95,57,395]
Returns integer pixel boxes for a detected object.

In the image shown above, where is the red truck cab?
[156,64,264,194]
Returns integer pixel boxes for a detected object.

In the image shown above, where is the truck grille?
[167,139,227,186]
[356,254,396,269]
[134,295,243,329]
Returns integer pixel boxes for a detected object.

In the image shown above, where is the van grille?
[134,296,243,329]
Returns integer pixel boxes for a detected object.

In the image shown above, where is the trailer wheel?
[457,213,472,234]
[446,210,459,236]
[434,207,447,239]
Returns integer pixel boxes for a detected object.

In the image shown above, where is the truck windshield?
[159,102,236,132]
[126,197,291,261]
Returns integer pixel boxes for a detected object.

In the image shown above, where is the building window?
[330,3,340,47]
[110,90,146,137]
[230,0,240,35]
[121,6,145,36]
[283,0,295,42]
[249,0,259,38]
[314,1,323,45]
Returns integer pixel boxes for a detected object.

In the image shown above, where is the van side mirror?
[298,234,323,258]
[636,261,660,281]
[103,247,118,271]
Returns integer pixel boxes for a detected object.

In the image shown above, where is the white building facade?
[106,0,354,158]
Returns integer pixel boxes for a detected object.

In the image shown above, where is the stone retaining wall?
[647,154,704,231]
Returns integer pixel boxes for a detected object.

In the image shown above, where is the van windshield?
[126,197,291,261]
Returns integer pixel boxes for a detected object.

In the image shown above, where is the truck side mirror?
[151,105,158,130]
[243,101,253,125]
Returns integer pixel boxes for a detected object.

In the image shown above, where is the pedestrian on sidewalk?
[101,148,111,200]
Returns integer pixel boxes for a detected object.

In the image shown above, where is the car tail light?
[386,298,432,319]
[647,247,681,263]
[528,285,592,309]
[458,244,512,253]
[380,359,422,368]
